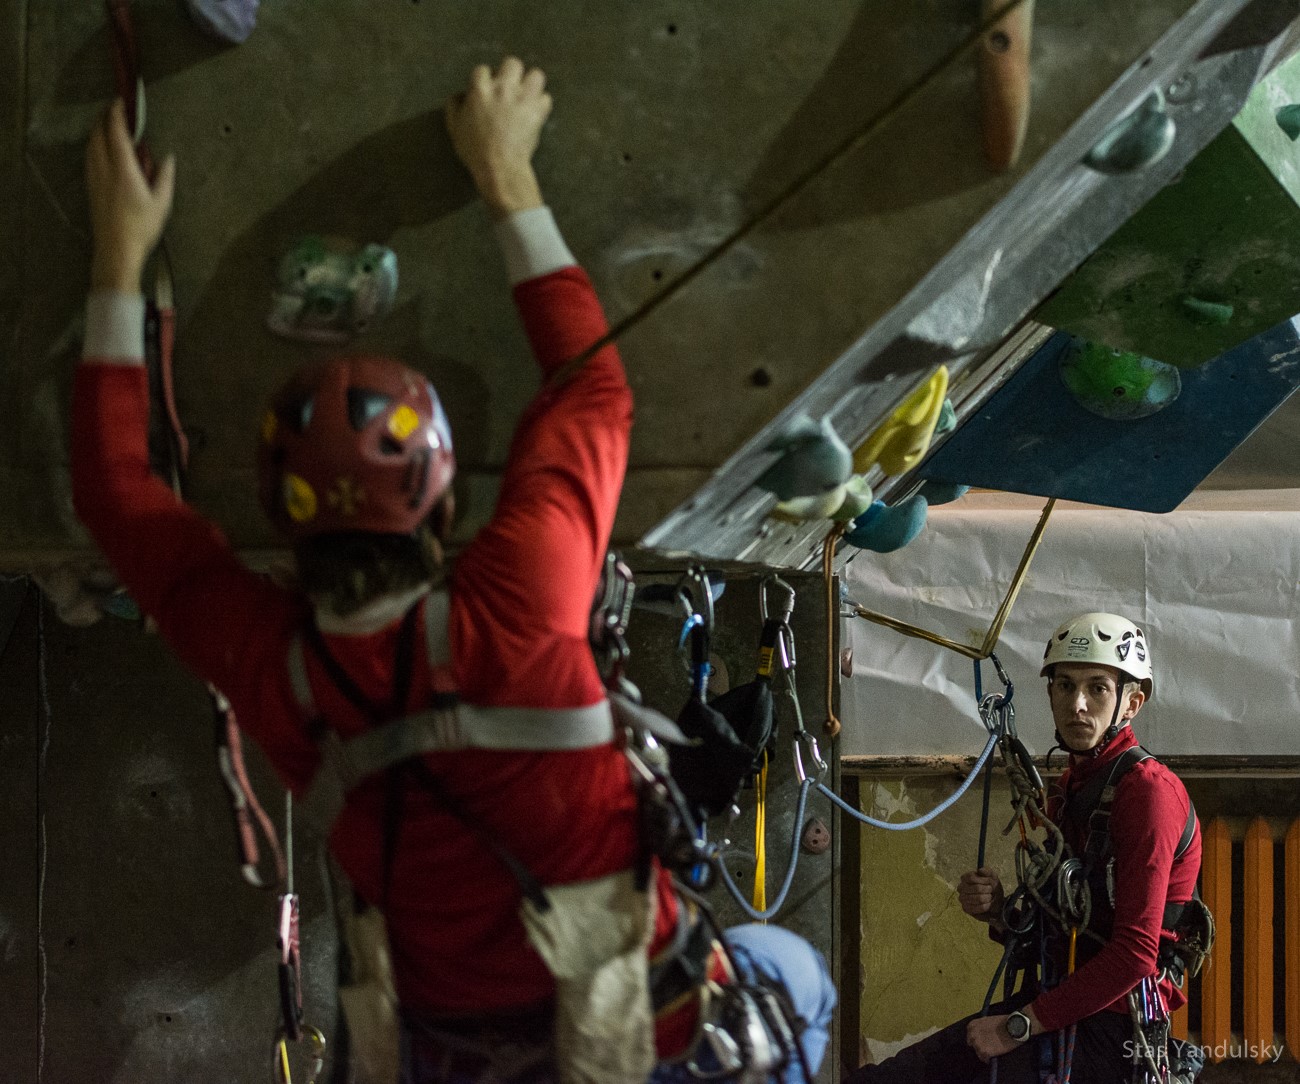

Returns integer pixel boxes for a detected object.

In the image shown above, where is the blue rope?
[710,777,814,921]
[817,728,998,830]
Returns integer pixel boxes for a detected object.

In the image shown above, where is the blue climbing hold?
[843,494,929,553]
[916,479,969,506]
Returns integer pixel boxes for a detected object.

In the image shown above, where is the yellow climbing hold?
[261,410,278,444]
[853,365,950,476]
[283,473,318,523]
[388,405,420,441]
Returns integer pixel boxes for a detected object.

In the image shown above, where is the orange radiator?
[1169,815,1298,1065]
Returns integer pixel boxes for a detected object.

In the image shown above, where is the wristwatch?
[1006,1010,1033,1043]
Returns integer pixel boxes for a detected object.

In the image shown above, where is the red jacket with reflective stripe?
[72,268,692,1043]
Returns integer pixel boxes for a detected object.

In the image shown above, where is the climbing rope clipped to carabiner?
[709,582,824,922]
[821,657,997,833]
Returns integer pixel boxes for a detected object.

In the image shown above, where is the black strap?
[1071,745,1196,871]
[302,604,421,725]
[1077,746,1151,868]
[404,759,550,913]
[300,601,549,913]
[1065,744,1200,955]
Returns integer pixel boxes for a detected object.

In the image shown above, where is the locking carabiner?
[793,726,828,784]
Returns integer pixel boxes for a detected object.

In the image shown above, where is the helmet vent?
[1097,630,1113,641]
[280,393,315,433]
[348,389,395,432]
[379,436,404,457]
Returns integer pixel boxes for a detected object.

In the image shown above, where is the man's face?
[1047,663,1144,753]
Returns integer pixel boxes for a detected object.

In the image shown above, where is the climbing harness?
[978,733,1209,1084]
[273,792,327,1084]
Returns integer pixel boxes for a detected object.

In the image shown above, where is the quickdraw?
[590,554,710,881]
[708,576,824,922]
[274,792,327,1084]
[212,689,286,889]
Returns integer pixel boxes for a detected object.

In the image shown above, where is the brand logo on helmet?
[388,405,420,441]
[283,474,318,523]
[1070,636,1090,646]
[1135,642,1146,662]
[328,477,367,517]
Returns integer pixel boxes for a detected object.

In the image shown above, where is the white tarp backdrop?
[840,493,1300,757]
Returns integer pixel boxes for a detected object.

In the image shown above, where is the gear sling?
[286,591,657,1084]
[1059,745,1214,1083]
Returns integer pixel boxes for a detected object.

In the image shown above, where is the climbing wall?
[7,0,1299,578]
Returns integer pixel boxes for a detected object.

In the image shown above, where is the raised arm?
[442,60,632,703]
[73,101,302,728]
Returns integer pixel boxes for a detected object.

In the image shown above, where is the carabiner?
[793,727,828,784]
[273,1025,327,1084]
[759,574,795,627]
[277,891,303,1041]
[679,566,715,632]
[988,651,1014,709]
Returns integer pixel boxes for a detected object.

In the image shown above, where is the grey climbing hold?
[1084,91,1176,175]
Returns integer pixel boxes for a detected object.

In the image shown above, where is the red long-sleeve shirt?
[1031,726,1201,1030]
[71,263,692,1042]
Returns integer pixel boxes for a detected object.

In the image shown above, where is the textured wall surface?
[7,0,1271,570]
[0,581,340,1084]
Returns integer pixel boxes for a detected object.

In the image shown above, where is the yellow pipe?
[849,498,1056,661]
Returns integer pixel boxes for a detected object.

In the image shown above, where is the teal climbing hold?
[1181,297,1234,326]
[916,479,969,506]
[1083,90,1176,175]
[1276,104,1300,141]
[843,494,928,553]
[933,399,958,439]
[1058,337,1181,421]
[756,414,852,501]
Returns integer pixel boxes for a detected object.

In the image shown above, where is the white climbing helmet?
[1040,612,1153,698]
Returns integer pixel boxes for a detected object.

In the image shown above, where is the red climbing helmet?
[257,356,455,541]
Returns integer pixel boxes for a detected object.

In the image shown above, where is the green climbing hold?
[1276,104,1300,141]
[1058,337,1181,421]
[1180,297,1234,325]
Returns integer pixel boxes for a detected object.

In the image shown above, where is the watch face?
[1007,1012,1030,1041]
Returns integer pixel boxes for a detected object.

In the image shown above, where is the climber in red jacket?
[845,612,1202,1084]
[77,56,834,1084]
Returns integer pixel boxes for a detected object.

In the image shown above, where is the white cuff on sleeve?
[494,207,577,286]
[83,292,146,364]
